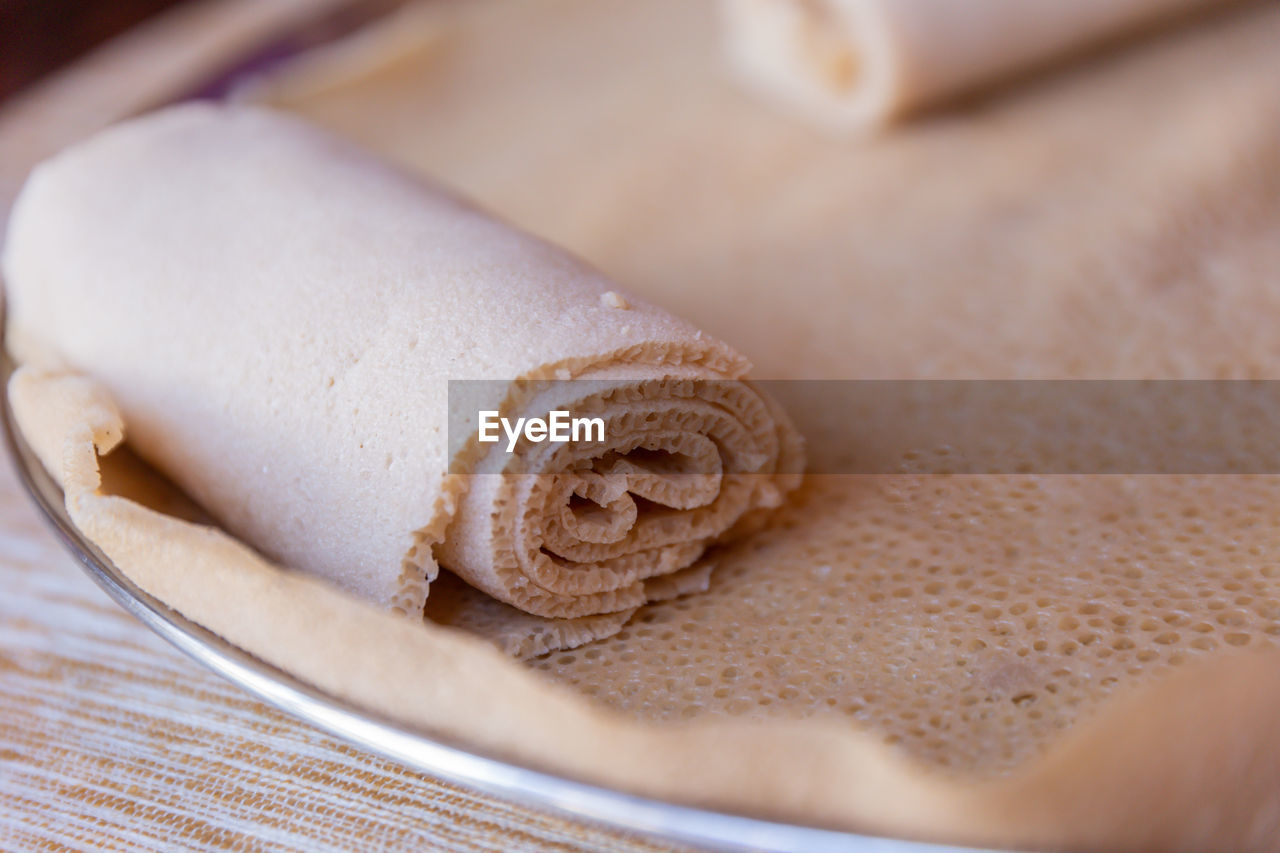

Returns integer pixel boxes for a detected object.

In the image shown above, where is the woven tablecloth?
[0,455,683,851]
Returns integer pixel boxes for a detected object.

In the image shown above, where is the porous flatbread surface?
[16,365,1280,851]
[256,0,1280,789]
[6,0,1280,848]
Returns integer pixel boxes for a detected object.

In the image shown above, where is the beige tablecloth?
[0,455,683,851]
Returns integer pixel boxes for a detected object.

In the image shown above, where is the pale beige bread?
[248,0,1280,829]
[5,0,1280,847]
[2,103,800,628]
[721,0,1240,129]
[14,363,1280,851]
[253,0,1280,388]
[543,473,1280,774]
[427,562,713,659]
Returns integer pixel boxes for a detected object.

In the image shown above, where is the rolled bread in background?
[723,0,1236,128]
[2,104,801,622]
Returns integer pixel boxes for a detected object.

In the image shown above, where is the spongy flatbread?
[721,0,1240,129]
[12,357,1280,852]
[6,0,1280,848]
[2,103,800,632]
[252,0,1280,790]
[255,0,1280,383]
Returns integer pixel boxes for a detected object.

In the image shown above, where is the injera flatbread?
[721,0,1240,129]
[2,103,802,654]
[13,365,1280,851]
[5,0,1280,848]
[264,0,1280,839]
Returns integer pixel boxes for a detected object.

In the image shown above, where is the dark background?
[0,0,185,101]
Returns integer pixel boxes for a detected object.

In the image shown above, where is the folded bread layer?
[1,103,800,618]
[14,364,1280,852]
